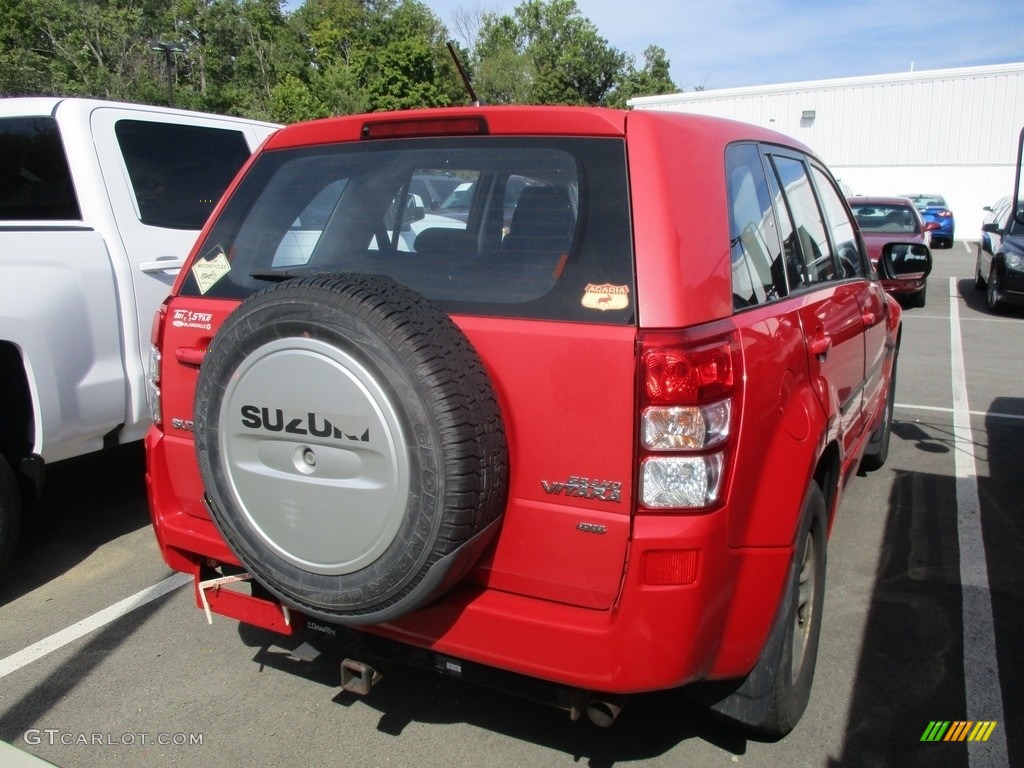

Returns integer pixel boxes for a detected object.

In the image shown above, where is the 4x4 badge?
[541,476,622,502]
[581,283,629,311]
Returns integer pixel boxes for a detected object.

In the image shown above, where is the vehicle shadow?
[956,276,1024,317]
[827,400,1024,767]
[236,617,762,765]
[0,443,152,606]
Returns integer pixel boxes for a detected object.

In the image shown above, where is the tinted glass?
[0,117,80,220]
[115,120,251,230]
[725,143,788,308]
[850,202,921,235]
[770,155,836,288]
[180,137,635,324]
[812,165,865,278]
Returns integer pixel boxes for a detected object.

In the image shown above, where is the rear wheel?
[756,484,827,736]
[862,347,897,471]
[987,262,1004,313]
[697,482,827,736]
[0,455,22,570]
[974,249,986,291]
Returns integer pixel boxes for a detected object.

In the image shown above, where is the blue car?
[902,193,955,248]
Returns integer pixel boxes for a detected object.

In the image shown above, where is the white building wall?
[630,63,1024,236]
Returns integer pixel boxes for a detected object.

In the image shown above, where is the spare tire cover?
[194,274,508,625]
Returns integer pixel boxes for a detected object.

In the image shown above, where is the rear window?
[0,116,80,221]
[850,202,920,235]
[115,120,252,230]
[179,137,635,324]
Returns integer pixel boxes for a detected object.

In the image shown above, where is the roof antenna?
[447,41,481,106]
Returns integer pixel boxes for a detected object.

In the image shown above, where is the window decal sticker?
[191,251,231,294]
[582,283,629,311]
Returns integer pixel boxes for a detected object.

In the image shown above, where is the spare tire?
[194,274,508,625]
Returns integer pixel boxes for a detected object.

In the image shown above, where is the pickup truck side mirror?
[878,242,932,284]
[981,222,1001,235]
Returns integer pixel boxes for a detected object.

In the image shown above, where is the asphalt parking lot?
[0,241,1021,767]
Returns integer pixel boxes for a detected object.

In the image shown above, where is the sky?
[408,0,1024,92]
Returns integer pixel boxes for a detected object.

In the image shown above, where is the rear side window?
[180,137,635,324]
[0,117,80,221]
[114,120,252,230]
[726,143,788,309]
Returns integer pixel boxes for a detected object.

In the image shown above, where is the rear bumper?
[146,428,792,695]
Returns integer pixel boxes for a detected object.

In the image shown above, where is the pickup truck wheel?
[0,455,22,570]
[194,274,508,625]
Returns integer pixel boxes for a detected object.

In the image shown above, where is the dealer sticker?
[191,252,231,294]
[581,283,629,311]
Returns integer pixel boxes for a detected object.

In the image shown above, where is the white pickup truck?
[0,97,278,568]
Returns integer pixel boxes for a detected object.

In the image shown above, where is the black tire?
[756,483,828,736]
[862,347,898,472]
[694,483,827,737]
[0,454,22,571]
[987,262,1004,313]
[974,250,986,291]
[194,274,508,625]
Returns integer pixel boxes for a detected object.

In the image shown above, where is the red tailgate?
[456,317,637,610]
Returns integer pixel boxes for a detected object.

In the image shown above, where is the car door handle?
[808,333,832,358]
[140,257,186,274]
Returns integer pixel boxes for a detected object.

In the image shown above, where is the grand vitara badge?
[581,283,630,311]
[541,476,622,502]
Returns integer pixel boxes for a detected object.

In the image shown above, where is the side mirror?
[923,221,941,233]
[878,242,932,283]
[981,221,1001,235]
[399,193,426,230]
[384,192,426,231]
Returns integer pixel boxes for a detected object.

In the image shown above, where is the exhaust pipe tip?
[586,699,622,727]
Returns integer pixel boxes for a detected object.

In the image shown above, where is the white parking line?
[948,277,1008,766]
[895,403,1024,422]
[0,572,190,680]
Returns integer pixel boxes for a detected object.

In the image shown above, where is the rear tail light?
[638,326,741,510]
[147,299,169,426]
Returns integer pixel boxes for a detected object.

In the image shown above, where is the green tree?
[0,0,679,120]
[607,44,679,108]
[474,0,625,106]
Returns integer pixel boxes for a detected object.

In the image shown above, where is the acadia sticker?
[191,252,231,294]
[582,283,629,311]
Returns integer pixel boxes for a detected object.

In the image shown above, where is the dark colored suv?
[975,194,1024,312]
[145,107,918,736]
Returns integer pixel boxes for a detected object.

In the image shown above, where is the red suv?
[145,107,917,735]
